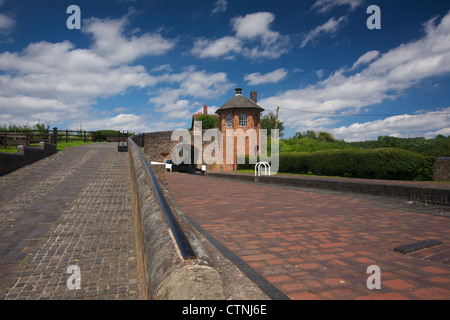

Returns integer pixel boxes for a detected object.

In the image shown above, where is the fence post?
[53,127,58,149]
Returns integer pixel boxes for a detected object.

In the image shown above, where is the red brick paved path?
[166,172,450,300]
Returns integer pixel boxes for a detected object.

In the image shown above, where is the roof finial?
[235,88,242,95]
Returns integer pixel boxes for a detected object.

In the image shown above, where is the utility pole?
[275,106,280,130]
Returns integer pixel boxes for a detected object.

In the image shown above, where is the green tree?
[195,115,220,129]
[318,131,336,142]
[34,121,50,134]
[260,111,285,138]
[291,130,335,142]
[305,130,317,139]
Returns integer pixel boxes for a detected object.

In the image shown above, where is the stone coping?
[206,172,450,207]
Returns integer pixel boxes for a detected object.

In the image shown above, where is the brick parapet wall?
[0,142,57,176]
[128,139,225,299]
[207,172,450,207]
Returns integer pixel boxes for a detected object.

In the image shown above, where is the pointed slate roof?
[216,88,265,114]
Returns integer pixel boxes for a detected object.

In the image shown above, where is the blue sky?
[1,0,450,141]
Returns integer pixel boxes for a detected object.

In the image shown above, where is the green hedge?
[91,130,133,142]
[306,148,434,181]
[240,148,434,181]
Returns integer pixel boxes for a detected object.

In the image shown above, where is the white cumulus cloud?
[83,16,176,65]
[350,50,380,70]
[149,66,234,120]
[192,11,290,60]
[330,108,450,141]
[211,0,227,16]
[232,12,280,44]
[0,13,15,35]
[191,36,242,59]
[301,16,347,48]
[0,13,176,130]
[244,68,288,85]
[260,11,450,141]
[312,0,363,13]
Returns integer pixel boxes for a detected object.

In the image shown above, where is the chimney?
[250,91,257,103]
[203,104,208,115]
[235,88,242,95]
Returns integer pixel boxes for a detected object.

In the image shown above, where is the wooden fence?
[1,132,53,149]
[57,129,99,143]
[1,129,100,149]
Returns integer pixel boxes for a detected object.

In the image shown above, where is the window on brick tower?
[239,113,248,127]
[226,114,233,128]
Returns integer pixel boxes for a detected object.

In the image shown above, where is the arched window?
[239,113,248,127]
[225,114,233,128]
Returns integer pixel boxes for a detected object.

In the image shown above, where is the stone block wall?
[434,157,450,181]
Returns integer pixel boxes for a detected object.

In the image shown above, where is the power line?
[278,107,450,117]
[275,75,450,117]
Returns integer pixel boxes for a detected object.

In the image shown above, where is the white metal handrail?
[255,162,271,177]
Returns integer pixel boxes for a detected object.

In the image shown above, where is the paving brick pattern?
[165,172,450,300]
[0,143,139,300]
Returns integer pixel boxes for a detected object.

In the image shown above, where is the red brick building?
[216,88,265,171]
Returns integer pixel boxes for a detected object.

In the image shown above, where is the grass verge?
[0,140,96,154]
[56,140,96,151]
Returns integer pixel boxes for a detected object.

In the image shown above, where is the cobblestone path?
[0,143,139,300]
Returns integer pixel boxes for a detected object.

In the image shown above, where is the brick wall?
[142,123,265,172]
[0,142,57,176]
[434,157,450,181]
[143,130,221,171]
[143,131,178,163]
[218,109,261,171]
[207,172,450,207]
